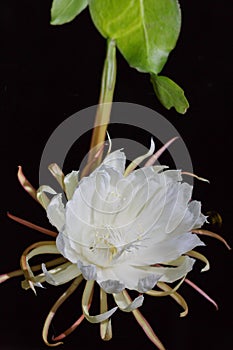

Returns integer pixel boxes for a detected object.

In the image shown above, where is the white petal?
[95,168,111,197]
[162,169,182,183]
[138,256,195,283]
[96,264,161,292]
[136,180,191,239]
[73,165,128,226]
[159,256,195,282]
[129,232,205,266]
[67,165,123,228]
[165,182,193,233]
[46,194,65,231]
[77,260,97,280]
[170,200,206,235]
[64,185,96,251]
[98,174,134,217]
[99,280,125,294]
[112,168,185,243]
[113,166,166,229]
[56,232,79,263]
[64,170,79,200]
[68,176,95,226]
[102,149,126,174]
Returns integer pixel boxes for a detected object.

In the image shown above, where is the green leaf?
[150,74,189,114]
[51,0,88,25]
[89,0,181,74]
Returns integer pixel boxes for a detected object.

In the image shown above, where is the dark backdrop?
[1,1,233,349]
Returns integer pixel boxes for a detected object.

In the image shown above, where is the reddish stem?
[7,212,57,238]
[185,278,218,310]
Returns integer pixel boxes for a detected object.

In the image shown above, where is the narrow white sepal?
[137,274,161,293]
[124,138,155,176]
[106,131,112,154]
[99,280,125,294]
[34,282,45,289]
[42,263,58,286]
[102,149,126,175]
[113,293,144,312]
[84,306,118,324]
[64,170,79,200]
[46,194,65,231]
[82,280,118,323]
[78,260,97,280]
[37,185,57,195]
[42,262,81,286]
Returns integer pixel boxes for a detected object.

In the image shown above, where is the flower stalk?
[86,38,117,173]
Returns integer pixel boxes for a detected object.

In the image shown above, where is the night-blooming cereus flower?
[47,149,206,296]
[3,142,230,349]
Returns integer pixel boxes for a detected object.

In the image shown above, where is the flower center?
[88,224,142,265]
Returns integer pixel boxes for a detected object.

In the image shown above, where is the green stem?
[83,39,116,176]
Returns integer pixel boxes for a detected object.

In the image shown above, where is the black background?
[1,1,233,349]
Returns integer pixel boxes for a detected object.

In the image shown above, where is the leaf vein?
[105,0,135,32]
[114,22,141,39]
[54,0,76,18]
[139,0,149,61]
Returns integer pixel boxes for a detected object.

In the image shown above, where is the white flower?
[4,146,228,349]
[46,149,206,294]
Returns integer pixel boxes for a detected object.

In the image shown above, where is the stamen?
[90,226,125,262]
